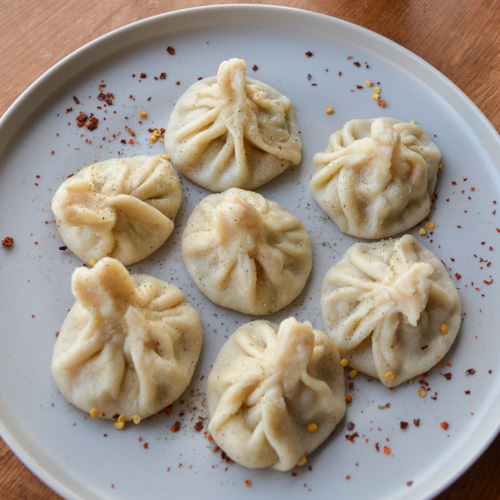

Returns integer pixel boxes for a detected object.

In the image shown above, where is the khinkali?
[321,235,461,387]
[164,58,302,192]
[207,317,346,471]
[310,118,441,239]
[51,155,182,265]
[51,257,203,420]
[182,188,312,315]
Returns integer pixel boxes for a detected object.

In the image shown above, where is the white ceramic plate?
[0,5,499,500]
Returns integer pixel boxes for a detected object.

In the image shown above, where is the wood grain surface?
[0,1,499,499]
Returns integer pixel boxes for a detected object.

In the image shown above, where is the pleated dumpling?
[51,258,203,420]
[207,318,346,471]
[321,235,461,387]
[164,58,302,191]
[51,155,182,265]
[310,118,441,239]
[182,188,312,315]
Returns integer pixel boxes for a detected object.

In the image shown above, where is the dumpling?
[182,188,312,315]
[51,257,203,420]
[310,118,441,239]
[321,234,461,387]
[51,155,182,265]
[164,58,302,192]
[207,317,346,471]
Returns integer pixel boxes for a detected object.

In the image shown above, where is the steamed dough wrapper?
[51,155,182,265]
[51,258,203,419]
[321,235,461,387]
[207,318,346,471]
[182,188,312,315]
[310,118,441,239]
[165,58,302,191]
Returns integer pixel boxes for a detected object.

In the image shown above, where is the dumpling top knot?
[266,318,315,387]
[371,118,399,148]
[384,261,434,327]
[215,190,264,238]
[217,58,248,105]
[72,257,137,318]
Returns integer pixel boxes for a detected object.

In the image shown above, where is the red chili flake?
[2,236,13,247]
[86,114,99,131]
[345,475,351,480]
[76,112,88,127]
[338,71,342,76]
[400,421,408,430]
[378,100,387,108]
[58,246,67,251]
[291,472,298,477]
[66,107,73,113]
[383,446,391,455]
[440,421,449,430]
[375,442,380,452]
[167,46,175,55]
[440,372,452,380]
[73,96,80,104]
[143,442,149,449]
[170,421,181,432]
[307,73,312,81]
[126,127,135,137]
[244,480,252,488]
[465,368,476,375]
[484,279,493,285]
[421,345,428,350]
[97,92,114,105]
[407,481,413,487]
[347,56,353,60]
[194,421,203,432]
[356,85,363,89]
[305,51,313,57]
[176,81,180,85]
[345,432,359,442]
[252,64,259,71]
[413,419,420,427]
[455,273,462,280]
[465,390,471,395]
[160,72,167,80]
[111,484,115,489]
[353,61,361,67]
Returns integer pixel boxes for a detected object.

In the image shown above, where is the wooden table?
[0,1,498,498]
